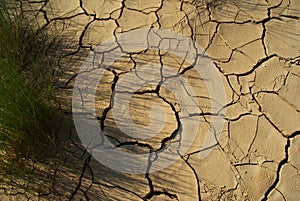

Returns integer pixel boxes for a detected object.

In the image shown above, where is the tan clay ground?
[1,0,299,200]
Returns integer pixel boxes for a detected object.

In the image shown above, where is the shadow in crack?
[68,44,216,199]
[69,121,202,201]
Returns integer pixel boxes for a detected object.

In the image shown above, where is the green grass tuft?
[0,1,59,173]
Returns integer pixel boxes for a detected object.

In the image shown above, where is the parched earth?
[1,0,300,200]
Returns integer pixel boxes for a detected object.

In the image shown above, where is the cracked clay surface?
[1,0,300,200]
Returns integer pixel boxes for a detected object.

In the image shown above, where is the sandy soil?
[1,0,299,200]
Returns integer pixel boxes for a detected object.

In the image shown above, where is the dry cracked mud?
[1,0,299,200]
